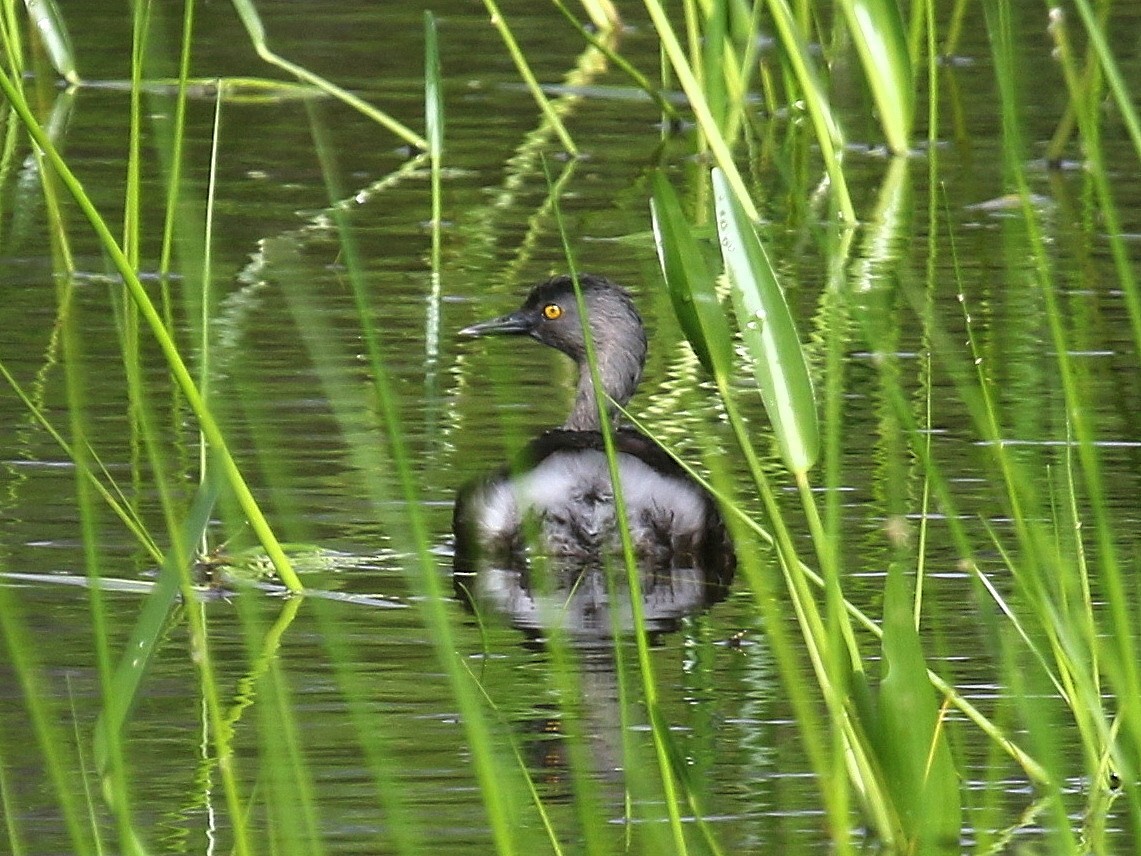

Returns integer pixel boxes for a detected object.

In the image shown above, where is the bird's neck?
[563,349,642,432]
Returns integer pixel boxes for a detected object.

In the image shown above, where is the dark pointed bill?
[458,311,532,337]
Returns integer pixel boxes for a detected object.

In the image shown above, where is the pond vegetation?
[1,0,1139,853]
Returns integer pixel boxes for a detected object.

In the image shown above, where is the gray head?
[459,274,647,431]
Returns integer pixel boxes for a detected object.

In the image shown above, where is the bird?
[457,273,647,432]
[453,274,734,633]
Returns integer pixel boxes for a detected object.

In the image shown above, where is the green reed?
[982,2,1139,842]
[633,0,1139,850]
[308,109,535,855]
[549,173,695,855]
[482,0,578,156]
[0,78,300,594]
[1,0,1140,853]
[229,0,426,149]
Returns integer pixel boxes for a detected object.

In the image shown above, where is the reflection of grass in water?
[1,0,1139,853]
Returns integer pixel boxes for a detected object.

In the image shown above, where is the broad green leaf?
[711,167,819,473]
[874,561,962,849]
[837,0,914,153]
[649,171,734,378]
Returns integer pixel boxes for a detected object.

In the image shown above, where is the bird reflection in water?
[453,274,735,638]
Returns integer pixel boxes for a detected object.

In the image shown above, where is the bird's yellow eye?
[542,303,563,320]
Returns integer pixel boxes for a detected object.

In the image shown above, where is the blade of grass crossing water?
[0,581,95,852]
[701,0,728,133]
[305,107,525,854]
[424,10,443,164]
[0,4,25,76]
[650,172,861,852]
[711,167,818,474]
[707,169,908,838]
[986,0,1141,779]
[1048,7,1141,373]
[246,605,324,856]
[59,114,147,852]
[199,85,223,540]
[549,0,680,121]
[158,0,197,279]
[641,0,758,219]
[108,218,254,855]
[93,478,217,771]
[760,0,855,222]
[0,360,162,561]
[424,12,444,372]
[648,226,1051,822]
[0,751,26,856]
[547,164,692,854]
[0,69,301,591]
[228,0,426,149]
[124,0,148,263]
[1069,0,1141,167]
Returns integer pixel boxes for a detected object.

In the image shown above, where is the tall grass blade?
[1068,0,1141,166]
[424,11,444,385]
[0,752,26,856]
[198,84,223,531]
[0,359,162,562]
[836,0,913,153]
[547,162,692,853]
[157,0,196,280]
[549,0,679,120]
[1047,7,1141,364]
[711,167,819,474]
[1,5,26,76]
[701,0,728,132]
[301,110,528,853]
[8,92,77,262]
[985,0,1141,783]
[0,582,95,852]
[649,171,874,848]
[22,0,79,83]
[424,11,443,161]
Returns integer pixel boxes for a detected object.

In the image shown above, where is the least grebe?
[458,273,646,432]
[454,274,735,630]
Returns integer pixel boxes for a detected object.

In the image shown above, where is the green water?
[2,0,1140,852]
